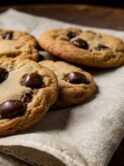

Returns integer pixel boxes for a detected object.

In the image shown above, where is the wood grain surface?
[0,4,124,166]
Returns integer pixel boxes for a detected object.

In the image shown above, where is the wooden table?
[0,4,124,166]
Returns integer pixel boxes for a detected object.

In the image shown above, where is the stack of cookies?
[0,28,124,136]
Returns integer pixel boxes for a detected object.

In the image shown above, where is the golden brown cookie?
[0,58,58,136]
[0,29,39,61]
[38,28,124,68]
[39,60,96,108]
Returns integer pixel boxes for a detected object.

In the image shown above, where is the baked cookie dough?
[39,60,96,108]
[38,28,124,68]
[0,29,39,61]
[0,58,58,136]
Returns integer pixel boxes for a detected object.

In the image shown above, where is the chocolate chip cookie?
[39,60,96,108]
[0,58,58,136]
[0,29,39,61]
[38,28,124,68]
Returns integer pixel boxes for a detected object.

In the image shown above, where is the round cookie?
[0,58,58,136]
[0,29,39,61]
[39,60,96,108]
[38,28,124,68]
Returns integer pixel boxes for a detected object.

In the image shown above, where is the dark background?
[0,0,124,8]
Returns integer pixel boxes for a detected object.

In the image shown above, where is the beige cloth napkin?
[0,9,124,166]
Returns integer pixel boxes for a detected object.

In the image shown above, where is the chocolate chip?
[0,67,8,83]
[0,100,25,119]
[67,31,77,39]
[21,73,42,89]
[71,38,89,49]
[96,44,109,50]
[2,32,13,40]
[66,72,89,84]
[21,93,32,105]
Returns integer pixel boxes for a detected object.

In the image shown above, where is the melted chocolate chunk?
[2,32,13,40]
[21,73,42,89]
[66,72,89,84]
[96,44,109,50]
[71,38,89,49]
[0,100,25,119]
[21,93,32,105]
[0,67,8,83]
[67,31,77,39]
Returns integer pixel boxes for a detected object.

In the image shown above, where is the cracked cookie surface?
[0,29,39,61]
[39,60,96,108]
[0,58,58,136]
[38,28,124,68]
